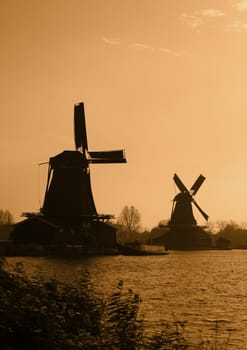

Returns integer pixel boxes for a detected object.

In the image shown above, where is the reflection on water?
[7,250,247,348]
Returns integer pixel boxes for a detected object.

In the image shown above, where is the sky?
[1,0,247,230]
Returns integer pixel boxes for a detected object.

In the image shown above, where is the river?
[6,250,247,349]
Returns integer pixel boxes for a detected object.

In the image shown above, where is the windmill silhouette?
[155,173,212,250]
[169,173,209,226]
[42,102,126,220]
[12,102,126,248]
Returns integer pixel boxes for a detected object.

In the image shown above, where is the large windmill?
[42,102,126,220]
[12,102,126,249]
[169,173,209,226]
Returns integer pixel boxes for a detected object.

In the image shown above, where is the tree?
[117,206,141,235]
[213,220,247,248]
[215,220,238,233]
[157,219,169,227]
[0,209,14,224]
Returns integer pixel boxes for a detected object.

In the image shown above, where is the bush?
[0,257,144,350]
[0,258,104,349]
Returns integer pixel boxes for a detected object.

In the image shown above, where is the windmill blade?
[190,174,206,196]
[192,199,209,221]
[173,173,190,193]
[88,150,126,163]
[74,102,88,152]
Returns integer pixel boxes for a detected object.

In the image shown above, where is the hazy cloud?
[233,1,247,11]
[102,37,192,57]
[158,47,191,57]
[226,20,247,31]
[102,38,191,58]
[102,37,121,45]
[180,13,203,29]
[180,8,225,29]
[129,43,155,51]
[201,9,225,18]
[130,42,191,57]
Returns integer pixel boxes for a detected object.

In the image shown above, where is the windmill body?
[42,151,98,219]
[169,192,197,226]
[11,102,126,251]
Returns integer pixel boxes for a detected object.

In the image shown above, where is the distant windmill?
[150,173,212,250]
[169,173,209,226]
[42,102,126,220]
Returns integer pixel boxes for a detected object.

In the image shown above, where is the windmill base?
[151,225,212,250]
[10,215,117,256]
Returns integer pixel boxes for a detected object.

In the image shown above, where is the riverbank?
[0,239,234,259]
[0,240,120,257]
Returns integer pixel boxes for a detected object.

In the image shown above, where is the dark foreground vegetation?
[0,257,232,350]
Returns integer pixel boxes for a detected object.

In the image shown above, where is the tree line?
[2,205,247,248]
[115,205,247,248]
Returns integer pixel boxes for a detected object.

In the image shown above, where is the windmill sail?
[192,199,209,221]
[88,150,126,163]
[190,175,205,195]
[173,173,189,193]
[74,102,88,152]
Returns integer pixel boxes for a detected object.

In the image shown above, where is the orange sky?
[1,0,247,230]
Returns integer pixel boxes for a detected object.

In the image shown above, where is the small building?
[215,236,232,249]
[11,216,117,252]
[151,225,212,250]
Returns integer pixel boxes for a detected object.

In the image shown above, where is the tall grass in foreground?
[0,257,231,350]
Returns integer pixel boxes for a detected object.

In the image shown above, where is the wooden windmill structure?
[160,173,212,250]
[42,102,126,221]
[12,102,126,249]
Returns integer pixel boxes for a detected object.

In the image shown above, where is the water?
[6,250,247,348]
